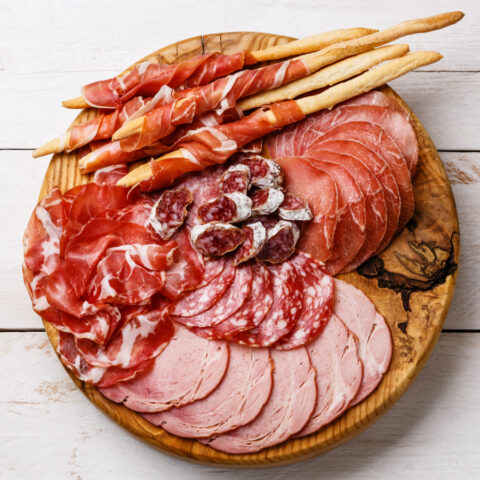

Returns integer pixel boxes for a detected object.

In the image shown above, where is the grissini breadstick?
[117,50,442,189]
[33,132,70,158]
[238,44,409,110]
[62,28,376,110]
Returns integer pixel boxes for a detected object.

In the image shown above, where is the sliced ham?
[333,279,392,405]
[143,344,272,438]
[203,347,316,453]
[99,325,229,413]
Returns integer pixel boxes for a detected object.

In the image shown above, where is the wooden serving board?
[38,32,460,467]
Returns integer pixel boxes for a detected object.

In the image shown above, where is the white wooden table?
[1,0,479,477]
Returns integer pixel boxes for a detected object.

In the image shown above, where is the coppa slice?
[203,347,317,453]
[99,325,229,413]
[143,344,272,438]
[333,279,392,405]
[275,252,334,350]
[231,261,302,347]
[296,314,363,437]
[192,262,274,340]
[275,156,338,263]
[171,260,236,317]
[308,145,386,271]
[303,152,366,275]
[172,264,253,328]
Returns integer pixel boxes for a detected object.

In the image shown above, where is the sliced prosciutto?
[203,348,316,453]
[144,344,272,438]
[99,325,229,412]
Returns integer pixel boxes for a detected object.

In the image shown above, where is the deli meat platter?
[24,13,461,467]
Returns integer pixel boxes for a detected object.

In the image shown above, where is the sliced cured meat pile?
[267,90,418,274]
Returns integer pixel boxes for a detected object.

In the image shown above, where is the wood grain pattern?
[37,32,459,467]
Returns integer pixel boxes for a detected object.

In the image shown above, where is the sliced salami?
[196,256,226,288]
[250,188,284,215]
[238,155,283,188]
[257,220,299,264]
[143,344,272,438]
[231,261,302,347]
[219,164,250,194]
[173,264,253,328]
[203,347,317,453]
[99,325,229,413]
[171,260,236,317]
[197,193,252,224]
[190,223,246,257]
[278,193,313,222]
[149,187,193,240]
[275,252,334,350]
[232,222,266,265]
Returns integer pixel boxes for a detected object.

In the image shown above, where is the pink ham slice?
[99,325,229,413]
[296,314,363,437]
[203,347,317,453]
[143,344,272,438]
[333,279,392,405]
[275,156,338,263]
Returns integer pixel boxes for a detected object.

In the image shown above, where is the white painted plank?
[1,331,478,478]
[0,0,475,75]
[2,151,477,330]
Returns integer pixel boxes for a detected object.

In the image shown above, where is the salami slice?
[219,164,250,194]
[278,193,313,221]
[171,260,236,317]
[149,187,193,240]
[143,344,272,438]
[190,223,246,257]
[191,262,273,340]
[197,193,252,224]
[275,252,334,350]
[196,256,226,288]
[238,155,283,188]
[173,264,253,328]
[250,188,284,215]
[232,261,302,347]
[232,222,266,265]
[257,220,299,264]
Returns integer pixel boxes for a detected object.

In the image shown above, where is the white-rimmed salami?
[99,325,229,413]
[173,264,253,328]
[231,261,302,347]
[172,260,236,317]
[250,188,284,215]
[190,223,246,257]
[278,193,313,221]
[197,193,252,224]
[275,252,334,350]
[149,187,193,240]
[296,314,363,437]
[219,164,250,194]
[238,155,283,189]
[257,220,299,264]
[143,344,272,438]
[203,347,316,453]
[333,279,392,405]
[232,222,266,265]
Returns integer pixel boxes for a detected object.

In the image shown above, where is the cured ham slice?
[81,51,250,109]
[275,156,338,263]
[99,325,229,413]
[93,164,129,186]
[333,279,392,404]
[143,344,272,438]
[296,314,363,436]
[275,252,334,350]
[307,146,387,271]
[203,348,316,453]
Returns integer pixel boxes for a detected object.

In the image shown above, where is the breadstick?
[32,133,70,158]
[117,50,442,188]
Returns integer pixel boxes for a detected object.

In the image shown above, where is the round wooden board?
[38,32,460,468]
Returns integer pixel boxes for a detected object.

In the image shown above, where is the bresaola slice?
[203,347,316,453]
[144,344,272,438]
[99,325,229,412]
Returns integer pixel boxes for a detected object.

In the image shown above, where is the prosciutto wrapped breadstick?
[117,51,442,191]
[62,28,375,110]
